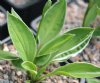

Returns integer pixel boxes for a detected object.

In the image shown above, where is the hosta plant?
[0,0,100,83]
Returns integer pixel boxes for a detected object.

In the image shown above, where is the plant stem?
[27,71,37,82]
[38,73,53,81]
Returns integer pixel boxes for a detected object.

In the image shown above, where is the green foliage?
[12,58,23,68]
[38,34,74,56]
[7,13,36,62]
[0,50,18,60]
[11,8,22,20]
[95,1,100,8]
[0,0,100,82]
[37,0,66,46]
[42,0,52,16]
[82,0,100,43]
[83,4,97,27]
[51,62,100,78]
[83,0,100,27]
[93,26,100,36]
[22,61,37,75]
[87,78,100,83]
[54,37,91,61]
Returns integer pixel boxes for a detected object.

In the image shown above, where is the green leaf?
[11,58,23,69]
[89,0,94,3]
[36,28,94,64]
[11,8,22,21]
[21,61,37,75]
[51,62,100,78]
[25,80,31,83]
[95,0,100,8]
[93,27,100,36]
[89,0,95,7]
[97,7,100,15]
[43,0,52,16]
[0,50,18,60]
[37,28,94,62]
[54,36,91,61]
[38,34,74,56]
[36,66,46,79]
[56,28,94,55]
[83,4,97,27]
[83,0,100,26]
[87,78,100,83]
[35,54,51,66]
[37,0,66,46]
[7,13,36,62]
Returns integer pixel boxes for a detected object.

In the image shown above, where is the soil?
[0,0,100,83]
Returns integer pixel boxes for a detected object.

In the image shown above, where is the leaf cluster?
[0,0,100,82]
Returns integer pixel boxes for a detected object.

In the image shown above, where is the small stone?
[16,71,22,76]
[62,76,67,80]
[3,80,9,83]
[58,80,63,83]
[0,66,3,71]
[11,66,15,70]
[3,74,8,79]
[3,44,9,52]
[9,81,13,83]
[46,79,51,83]
[0,80,3,83]
[72,80,79,83]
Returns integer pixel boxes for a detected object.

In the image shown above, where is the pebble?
[58,80,63,83]
[62,76,67,80]
[72,80,79,83]
[0,80,3,83]
[16,71,22,76]
[3,80,9,83]
[3,74,8,79]
[3,44,9,52]
[0,66,3,71]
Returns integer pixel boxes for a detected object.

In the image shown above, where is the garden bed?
[0,0,100,83]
